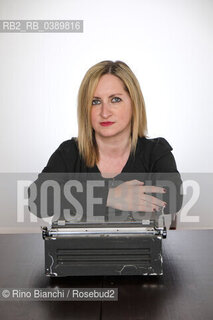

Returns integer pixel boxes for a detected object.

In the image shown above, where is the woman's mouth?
[100,122,115,126]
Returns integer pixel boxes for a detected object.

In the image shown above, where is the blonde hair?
[77,60,147,167]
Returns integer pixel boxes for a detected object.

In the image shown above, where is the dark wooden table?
[0,230,213,320]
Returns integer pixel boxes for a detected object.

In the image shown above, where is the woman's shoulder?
[42,137,80,172]
[57,137,79,153]
[138,136,172,151]
[137,136,173,163]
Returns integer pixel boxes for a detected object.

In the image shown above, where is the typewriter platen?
[42,213,167,277]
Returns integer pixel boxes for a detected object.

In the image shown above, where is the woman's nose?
[100,102,112,118]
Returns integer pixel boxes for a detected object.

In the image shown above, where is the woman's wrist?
[106,187,113,208]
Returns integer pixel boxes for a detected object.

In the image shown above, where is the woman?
[29,60,182,222]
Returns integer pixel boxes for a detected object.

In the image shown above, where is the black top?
[42,136,179,174]
[29,137,182,220]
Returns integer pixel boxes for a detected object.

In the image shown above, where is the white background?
[1,0,213,173]
[0,0,212,232]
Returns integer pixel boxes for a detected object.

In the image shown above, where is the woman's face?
[91,74,132,140]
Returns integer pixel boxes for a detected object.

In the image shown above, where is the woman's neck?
[95,134,131,160]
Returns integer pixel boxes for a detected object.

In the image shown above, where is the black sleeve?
[28,171,69,220]
[28,141,109,222]
[150,138,183,215]
[28,142,74,219]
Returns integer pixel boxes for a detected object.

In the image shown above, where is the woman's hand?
[107,179,166,212]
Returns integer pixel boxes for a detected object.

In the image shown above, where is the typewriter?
[42,212,167,277]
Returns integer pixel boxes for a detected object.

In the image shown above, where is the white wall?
[0,0,212,232]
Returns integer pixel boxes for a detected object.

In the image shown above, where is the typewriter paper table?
[0,230,213,320]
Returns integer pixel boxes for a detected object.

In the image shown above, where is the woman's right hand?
[107,179,166,212]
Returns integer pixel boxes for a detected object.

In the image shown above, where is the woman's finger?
[133,200,162,212]
[124,180,144,186]
[139,193,166,207]
[141,185,166,194]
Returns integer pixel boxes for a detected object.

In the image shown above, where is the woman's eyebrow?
[93,93,123,99]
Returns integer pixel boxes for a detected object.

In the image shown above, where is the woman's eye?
[92,99,101,105]
[111,97,121,103]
